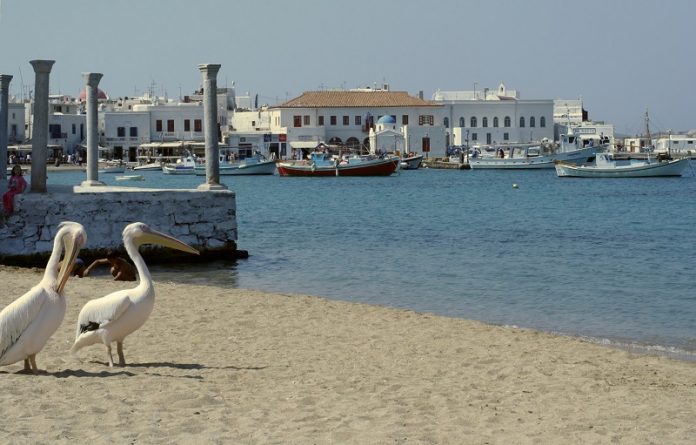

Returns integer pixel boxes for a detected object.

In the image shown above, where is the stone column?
[81,72,105,187]
[0,75,12,186]
[197,63,227,190]
[29,60,54,193]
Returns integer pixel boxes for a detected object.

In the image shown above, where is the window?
[504,116,511,127]
[330,116,337,125]
[471,133,478,141]
[470,117,477,127]
[459,117,465,127]
[418,115,434,126]
[493,117,499,128]
[130,127,138,137]
[486,133,492,144]
[540,116,546,127]
[519,117,525,128]
[530,117,536,128]
[293,115,302,127]
[402,115,409,125]
[355,115,361,125]
[184,119,191,131]
[167,119,174,132]
[343,116,349,126]
[503,132,509,141]
[117,126,126,137]
[194,119,202,132]
[72,123,76,134]
[156,120,162,132]
[49,124,61,139]
[318,116,324,126]
[304,115,310,126]
[443,117,449,128]
[482,117,488,128]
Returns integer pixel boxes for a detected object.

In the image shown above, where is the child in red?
[3,165,27,215]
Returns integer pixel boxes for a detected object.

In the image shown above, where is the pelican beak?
[57,231,85,293]
[140,228,200,255]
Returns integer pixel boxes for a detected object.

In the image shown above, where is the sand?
[0,266,694,444]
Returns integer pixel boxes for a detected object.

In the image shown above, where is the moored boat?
[277,152,399,177]
[162,152,197,175]
[400,153,423,170]
[555,153,690,178]
[194,152,276,176]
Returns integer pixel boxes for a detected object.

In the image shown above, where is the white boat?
[555,153,690,178]
[162,153,197,175]
[115,174,145,181]
[194,152,276,176]
[469,134,600,169]
[133,162,163,171]
[98,165,126,174]
[400,153,423,170]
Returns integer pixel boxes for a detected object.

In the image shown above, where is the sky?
[1,0,694,135]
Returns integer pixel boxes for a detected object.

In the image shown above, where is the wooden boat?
[162,153,197,175]
[277,152,399,177]
[194,153,276,176]
[555,154,690,178]
[400,153,423,170]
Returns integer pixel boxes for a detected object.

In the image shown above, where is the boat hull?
[162,165,195,175]
[469,147,596,170]
[400,155,423,170]
[194,160,277,176]
[277,158,399,177]
[555,158,690,178]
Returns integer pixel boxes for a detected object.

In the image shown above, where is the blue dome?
[377,115,396,124]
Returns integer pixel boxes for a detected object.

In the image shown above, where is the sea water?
[44,165,696,359]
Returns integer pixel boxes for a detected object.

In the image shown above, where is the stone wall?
[0,184,239,266]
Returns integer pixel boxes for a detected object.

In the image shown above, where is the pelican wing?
[75,291,132,338]
[0,286,47,359]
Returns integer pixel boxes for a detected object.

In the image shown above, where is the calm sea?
[44,165,696,359]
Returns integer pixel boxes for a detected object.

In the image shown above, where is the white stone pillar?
[29,60,54,193]
[197,63,227,190]
[81,72,105,187]
[0,74,12,186]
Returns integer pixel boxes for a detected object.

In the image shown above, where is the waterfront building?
[652,134,696,156]
[432,83,554,148]
[229,87,446,159]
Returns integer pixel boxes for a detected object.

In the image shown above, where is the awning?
[289,141,321,149]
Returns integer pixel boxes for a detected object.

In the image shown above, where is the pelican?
[0,221,86,374]
[71,222,199,367]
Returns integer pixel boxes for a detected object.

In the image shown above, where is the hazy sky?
[1,0,694,135]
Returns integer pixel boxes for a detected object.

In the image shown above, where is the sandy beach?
[0,266,694,444]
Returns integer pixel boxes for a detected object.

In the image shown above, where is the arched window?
[482,117,488,128]
[493,117,499,128]
[345,137,360,149]
[530,117,535,128]
[504,116,511,127]
[459,117,465,127]
[328,137,343,146]
[519,117,525,128]
[470,116,477,127]
[443,117,449,129]
[540,116,546,127]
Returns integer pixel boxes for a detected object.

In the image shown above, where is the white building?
[7,102,25,143]
[432,83,554,147]
[653,134,696,156]
[229,88,446,159]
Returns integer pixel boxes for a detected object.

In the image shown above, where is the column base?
[197,182,228,191]
[80,180,106,187]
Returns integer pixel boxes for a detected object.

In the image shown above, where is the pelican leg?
[117,341,126,366]
[23,359,31,372]
[105,344,114,367]
[28,354,38,374]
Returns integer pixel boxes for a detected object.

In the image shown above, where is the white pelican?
[71,222,199,367]
[0,221,86,374]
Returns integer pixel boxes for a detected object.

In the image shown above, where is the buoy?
[512,183,519,189]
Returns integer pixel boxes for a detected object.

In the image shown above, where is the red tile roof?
[275,91,440,108]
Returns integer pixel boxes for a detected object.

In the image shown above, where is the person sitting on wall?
[83,250,137,281]
[3,165,28,215]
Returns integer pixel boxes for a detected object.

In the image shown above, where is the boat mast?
[644,109,652,150]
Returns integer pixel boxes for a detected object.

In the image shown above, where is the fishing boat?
[555,153,690,178]
[469,133,600,169]
[277,152,399,177]
[194,151,276,176]
[98,161,126,174]
[133,161,163,171]
[162,152,197,175]
[400,153,423,170]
